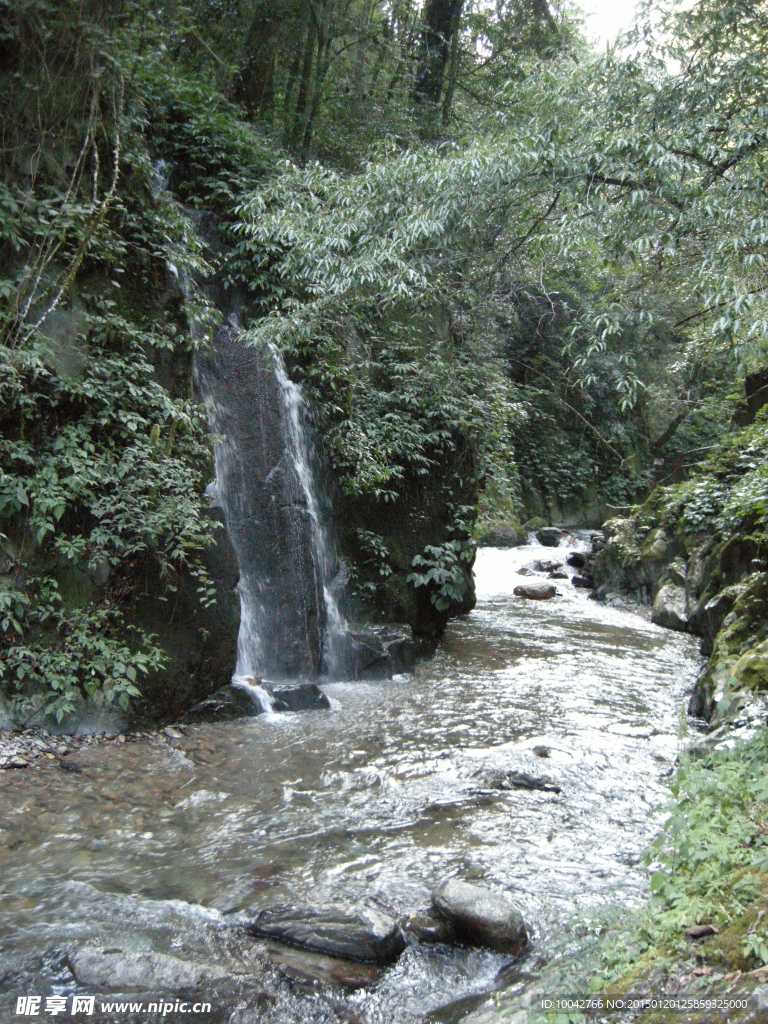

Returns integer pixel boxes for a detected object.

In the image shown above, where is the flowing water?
[0,542,702,1023]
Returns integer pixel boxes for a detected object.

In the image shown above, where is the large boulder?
[514,583,556,600]
[431,879,528,955]
[652,584,688,632]
[268,683,331,712]
[182,684,262,723]
[566,551,587,569]
[477,524,526,548]
[330,626,422,680]
[245,904,406,964]
[68,948,230,991]
[732,640,768,692]
[537,527,563,547]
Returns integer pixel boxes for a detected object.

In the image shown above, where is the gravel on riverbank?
[0,724,183,770]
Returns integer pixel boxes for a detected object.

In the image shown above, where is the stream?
[0,540,703,1023]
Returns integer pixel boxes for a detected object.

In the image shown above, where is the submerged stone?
[513,583,557,600]
[68,948,230,991]
[245,904,406,964]
[431,879,528,955]
[260,942,384,988]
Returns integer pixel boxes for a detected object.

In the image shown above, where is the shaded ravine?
[0,541,702,1022]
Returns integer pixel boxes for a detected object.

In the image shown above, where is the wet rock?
[532,745,550,758]
[571,575,592,589]
[67,948,230,991]
[504,770,560,793]
[537,527,563,547]
[267,683,331,712]
[401,911,458,945]
[516,567,534,576]
[333,626,421,680]
[566,551,587,569]
[548,570,569,580]
[245,904,406,964]
[527,559,562,573]
[652,584,688,632]
[476,525,526,549]
[261,942,384,989]
[476,768,560,793]
[182,684,262,724]
[513,583,556,600]
[431,879,528,955]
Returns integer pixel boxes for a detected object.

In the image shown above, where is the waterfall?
[269,344,348,677]
[196,322,347,682]
[153,157,347,683]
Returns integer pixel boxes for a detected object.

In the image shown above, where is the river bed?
[0,541,703,1023]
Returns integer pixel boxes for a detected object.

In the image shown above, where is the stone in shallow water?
[267,683,331,712]
[513,583,556,600]
[528,559,563,573]
[260,942,384,988]
[537,527,563,547]
[431,880,528,955]
[67,948,230,991]
[182,684,261,723]
[401,910,458,945]
[245,904,406,964]
[566,551,587,569]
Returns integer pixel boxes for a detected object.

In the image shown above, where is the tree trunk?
[440,1,461,126]
[291,16,317,149]
[412,0,463,105]
[235,4,280,120]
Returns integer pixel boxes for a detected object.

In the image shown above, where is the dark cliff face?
[197,325,326,681]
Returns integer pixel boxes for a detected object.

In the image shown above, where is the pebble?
[0,720,191,771]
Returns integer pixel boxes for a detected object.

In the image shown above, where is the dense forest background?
[1,0,767,723]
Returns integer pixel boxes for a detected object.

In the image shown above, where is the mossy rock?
[641,527,670,563]
[476,520,526,548]
[732,639,768,692]
[522,515,548,531]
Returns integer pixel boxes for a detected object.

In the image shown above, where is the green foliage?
[656,410,768,542]
[0,1,278,718]
[587,727,768,987]
[0,576,165,722]
[407,536,475,611]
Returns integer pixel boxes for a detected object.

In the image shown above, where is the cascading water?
[195,321,347,683]
[269,343,348,677]
[152,159,348,684]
